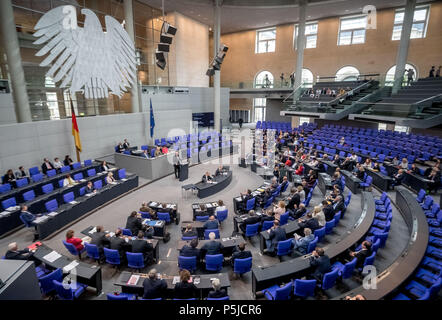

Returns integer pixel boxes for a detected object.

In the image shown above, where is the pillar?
[213,0,221,132]
[293,0,307,103]
[0,0,32,122]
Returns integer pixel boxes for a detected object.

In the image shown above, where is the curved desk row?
[194,171,233,199]
[251,191,375,296]
[334,186,429,300]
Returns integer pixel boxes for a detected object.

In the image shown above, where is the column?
[0,0,32,122]
[124,0,140,113]
[392,0,416,94]
[213,0,221,132]
[293,0,307,103]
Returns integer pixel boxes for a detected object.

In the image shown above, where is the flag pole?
[69,92,81,163]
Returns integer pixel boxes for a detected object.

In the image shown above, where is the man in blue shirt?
[203,215,219,230]
[19,205,37,226]
[292,228,315,257]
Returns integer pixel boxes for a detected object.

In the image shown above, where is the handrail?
[325,79,374,106]
[317,73,380,81]
[282,84,303,103]
[413,93,442,106]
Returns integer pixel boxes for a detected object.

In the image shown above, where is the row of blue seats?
[393,190,442,300]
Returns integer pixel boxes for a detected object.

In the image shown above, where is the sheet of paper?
[69,201,78,205]
[127,275,140,286]
[63,260,79,273]
[43,250,62,263]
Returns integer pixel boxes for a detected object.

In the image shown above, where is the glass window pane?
[339,31,352,45]
[392,25,402,40]
[258,41,267,53]
[410,22,424,38]
[306,35,317,48]
[305,23,318,35]
[413,9,427,22]
[259,30,276,41]
[267,40,275,52]
[352,29,365,44]
[394,11,404,24]
[341,16,366,31]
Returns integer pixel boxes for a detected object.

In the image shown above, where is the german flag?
[70,99,82,152]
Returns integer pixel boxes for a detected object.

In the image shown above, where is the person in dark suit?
[215,165,225,176]
[208,278,227,298]
[122,139,130,150]
[240,189,253,211]
[131,231,154,265]
[109,228,131,261]
[265,221,286,254]
[332,196,346,215]
[201,232,224,257]
[41,158,54,174]
[239,210,261,233]
[286,187,301,212]
[332,154,341,166]
[231,243,252,266]
[89,225,110,255]
[309,247,331,282]
[2,169,15,185]
[19,205,38,226]
[180,238,200,262]
[182,224,198,238]
[174,270,198,299]
[322,200,335,222]
[348,241,372,269]
[63,155,73,166]
[125,211,144,236]
[298,212,320,232]
[101,161,110,172]
[143,268,167,299]
[291,203,307,220]
[427,168,441,194]
[202,171,213,183]
[203,215,219,230]
[16,166,27,178]
[392,169,406,186]
[5,242,37,262]
[85,181,96,194]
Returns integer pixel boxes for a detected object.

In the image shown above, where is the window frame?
[294,21,319,50]
[337,14,367,46]
[391,5,430,41]
[255,27,277,54]
[253,98,267,122]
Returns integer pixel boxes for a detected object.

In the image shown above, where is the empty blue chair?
[279,212,289,226]
[150,149,156,157]
[141,145,149,151]
[60,166,70,173]
[195,215,209,222]
[216,209,228,223]
[79,186,86,196]
[416,189,426,203]
[118,168,126,179]
[178,255,197,272]
[276,239,293,258]
[87,169,96,177]
[262,220,274,231]
[233,257,252,275]
[360,175,372,190]
[73,173,83,181]
[39,268,63,296]
[307,236,318,254]
[103,248,121,266]
[293,279,316,298]
[23,190,35,202]
[93,180,103,190]
[32,173,44,183]
[106,293,136,300]
[245,198,255,211]
[84,243,100,262]
[361,252,376,270]
[126,252,145,270]
[62,240,84,259]
[53,280,87,300]
[344,192,352,207]
[205,254,223,272]
[2,197,16,210]
[204,229,220,239]
[72,162,81,170]
[157,211,171,223]
[325,220,334,235]
[84,159,92,166]
[122,228,132,236]
[46,169,57,177]
[421,196,434,210]
[245,223,260,238]
[29,167,39,176]
[63,192,75,204]
[15,178,28,188]
[314,227,326,242]
[405,278,442,300]
[42,183,54,194]
[320,268,339,290]
[0,183,11,194]
[332,258,357,279]
[263,196,274,209]
[263,281,292,300]
[45,199,58,212]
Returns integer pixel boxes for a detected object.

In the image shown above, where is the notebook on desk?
[127,274,140,286]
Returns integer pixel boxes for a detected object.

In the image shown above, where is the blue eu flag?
[150,98,155,138]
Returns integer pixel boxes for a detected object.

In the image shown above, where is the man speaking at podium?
[173,151,181,179]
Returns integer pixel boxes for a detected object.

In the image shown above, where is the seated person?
[41,158,54,174]
[239,210,261,233]
[398,157,409,170]
[66,229,84,252]
[123,139,130,150]
[298,212,320,232]
[393,169,406,186]
[101,160,110,172]
[117,142,124,153]
[292,228,315,257]
[180,238,200,261]
[19,205,38,226]
[264,221,286,255]
[273,201,286,221]
[89,225,110,254]
[63,155,74,166]
[286,187,300,212]
[240,189,253,210]
[309,247,331,282]
[408,163,420,175]
[182,224,198,238]
[105,172,116,184]
[110,228,131,261]
[63,174,77,187]
[53,157,63,170]
[215,165,225,176]
[322,200,335,222]
[332,195,346,215]
[140,202,157,219]
[131,231,154,265]
[2,169,15,185]
[332,154,341,166]
[203,215,219,230]
[291,203,307,220]
[280,176,289,190]
[372,162,381,172]
[312,205,326,227]
[231,243,252,266]
[347,240,372,269]
[154,146,162,157]
[215,200,227,213]
[201,232,224,257]
[4,242,36,261]
[85,181,96,194]
[195,204,209,218]
[141,149,150,159]
[125,211,144,236]
[161,146,168,154]
[158,203,176,220]
[173,270,198,300]
[427,168,441,194]
[201,171,214,183]
[15,166,27,179]
[208,278,227,299]
[143,268,167,300]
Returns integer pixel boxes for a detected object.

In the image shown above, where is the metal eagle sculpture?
[33,5,136,99]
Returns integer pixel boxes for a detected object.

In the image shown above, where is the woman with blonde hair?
[274,200,286,221]
[312,205,326,227]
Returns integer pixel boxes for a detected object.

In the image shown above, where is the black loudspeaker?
[164,23,177,35]
[160,34,173,44]
[206,68,215,76]
[156,59,166,70]
[220,44,229,52]
[157,43,170,52]
[156,51,165,61]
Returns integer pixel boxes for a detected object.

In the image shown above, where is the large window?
[338,15,367,45]
[254,98,266,122]
[256,28,276,53]
[385,63,417,86]
[392,5,430,40]
[292,68,314,88]
[335,66,360,82]
[294,22,318,49]
[255,71,274,88]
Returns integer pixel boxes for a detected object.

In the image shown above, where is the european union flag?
[150,98,155,138]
